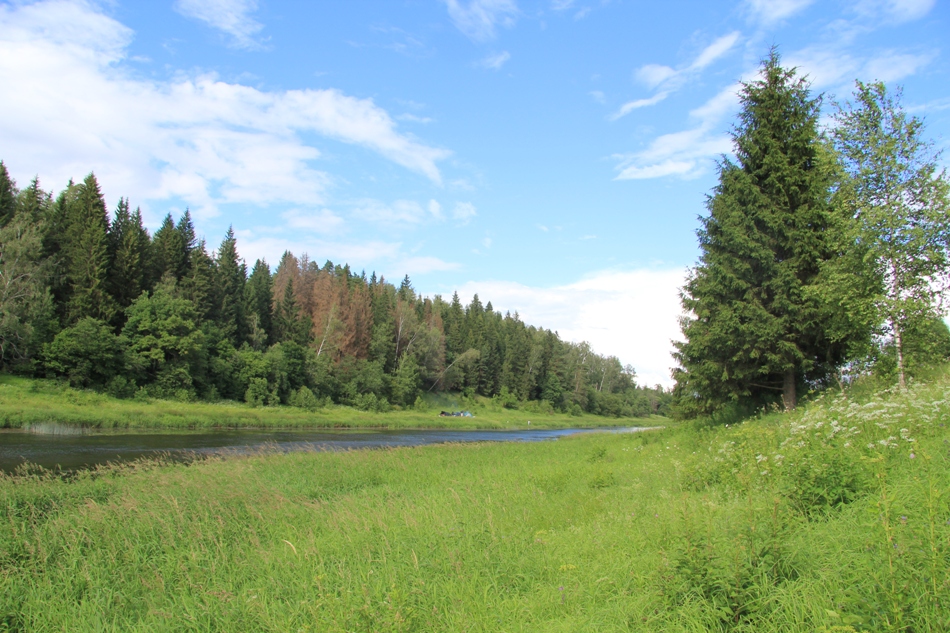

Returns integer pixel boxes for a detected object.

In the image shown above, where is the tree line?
[0,170,668,416]
[673,50,950,418]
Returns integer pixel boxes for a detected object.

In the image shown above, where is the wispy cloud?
[745,0,814,25]
[477,50,511,70]
[614,83,739,180]
[854,0,936,23]
[443,0,519,41]
[613,31,741,119]
[352,199,431,225]
[0,0,451,220]
[452,268,687,387]
[174,0,265,50]
[452,202,478,224]
[282,208,346,234]
[391,256,461,275]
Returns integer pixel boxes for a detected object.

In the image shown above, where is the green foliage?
[674,50,850,416]
[832,81,950,388]
[43,317,124,388]
[122,283,204,397]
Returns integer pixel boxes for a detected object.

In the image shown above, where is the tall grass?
[2,372,949,630]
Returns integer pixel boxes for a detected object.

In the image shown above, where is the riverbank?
[3,372,950,630]
[0,376,661,430]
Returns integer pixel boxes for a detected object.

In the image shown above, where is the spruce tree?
[215,227,247,346]
[151,214,185,284]
[0,161,17,228]
[107,198,150,313]
[245,258,274,347]
[64,173,115,323]
[673,51,845,415]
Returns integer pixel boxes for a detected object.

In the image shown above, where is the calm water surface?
[0,425,650,473]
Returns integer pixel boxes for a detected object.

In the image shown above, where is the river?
[0,424,652,473]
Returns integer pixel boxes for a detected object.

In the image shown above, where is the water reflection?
[0,426,652,473]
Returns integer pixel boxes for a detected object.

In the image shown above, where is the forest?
[0,168,669,417]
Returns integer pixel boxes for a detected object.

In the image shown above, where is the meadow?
[0,375,645,431]
[2,372,950,631]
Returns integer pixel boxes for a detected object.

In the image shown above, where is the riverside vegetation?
[0,375,652,431]
[3,367,950,631]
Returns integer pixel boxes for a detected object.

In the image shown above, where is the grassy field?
[2,373,950,631]
[0,375,654,431]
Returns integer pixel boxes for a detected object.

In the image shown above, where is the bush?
[43,318,125,388]
[290,385,321,412]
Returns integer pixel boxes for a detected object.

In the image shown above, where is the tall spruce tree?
[673,51,845,415]
[215,227,247,346]
[64,173,115,323]
[245,258,274,348]
[107,198,151,313]
[151,214,185,284]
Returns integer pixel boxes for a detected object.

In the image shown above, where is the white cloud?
[482,236,493,249]
[745,0,814,24]
[854,0,936,23]
[282,208,346,234]
[689,32,742,71]
[786,45,934,90]
[451,268,687,387]
[615,32,740,120]
[551,0,574,10]
[174,0,264,50]
[352,199,430,225]
[611,92,669,120]
[452,202,478,223]
[428,199,444,220]
[635,64,678,89]
[589,90,606,104]
[477,51,511,70]
[614,83,738,180]
[443,0,518,41]
[0,0,449,221]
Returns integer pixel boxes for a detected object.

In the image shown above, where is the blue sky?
[1,0,948,386]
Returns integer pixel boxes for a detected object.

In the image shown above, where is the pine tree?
[64,173,115,323]
[673,50,845,415]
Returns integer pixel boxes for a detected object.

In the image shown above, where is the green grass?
[3,372,950,630]
[0,375,657,430]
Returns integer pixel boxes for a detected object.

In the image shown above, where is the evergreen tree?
[179,239,216,322]
[0,161,17,228]
[64,173,115,323]
[673,51,845,415]
[176,209,197,272]
[245,258,274,348]
[214,227,247,346]
[107,198,150,313]
[151,213,185,284]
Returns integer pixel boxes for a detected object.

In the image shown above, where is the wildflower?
[910,453,916,459]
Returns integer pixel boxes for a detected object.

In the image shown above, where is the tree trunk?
[893,316,907,390]
[782,369,796,411]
